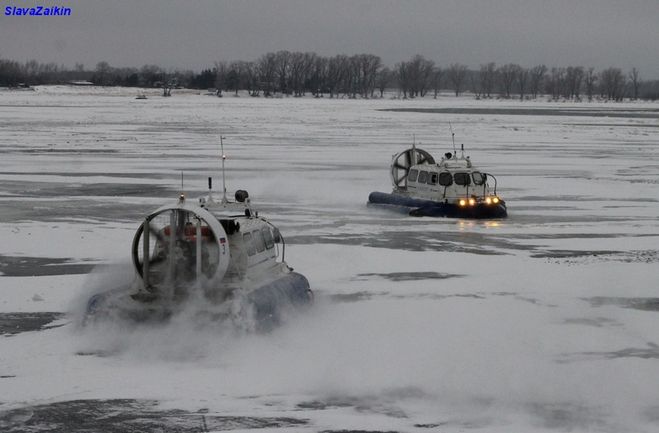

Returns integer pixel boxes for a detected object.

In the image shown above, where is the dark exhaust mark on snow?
[379,107,659,119]
[329,291,382,303]
[0,199,150,223]
[583,297,659,312]
[491,292,557,307]
[526,402,607,431]
[402,293,486,301]
[353,272,463,282]
[566,122,659,129]
[4,148,120,154]
[330,291,489,303]
[531,250,619,259]
[541,250,659,265]
[0,312,65,336]
[563,317,622,328]
[0,255,96,276]
[562,343,659,362]
[287,231,518,254]
[297,397,362,411]
[0,180,173,199]
[298,388,427,422]
[320,430,400,433]
[0,399,308,433]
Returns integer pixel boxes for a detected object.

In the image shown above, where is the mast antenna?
[411,134,417,165]
[449,122,456,155]
[220,135,228,204]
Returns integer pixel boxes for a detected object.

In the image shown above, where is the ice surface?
[1,86,658,432]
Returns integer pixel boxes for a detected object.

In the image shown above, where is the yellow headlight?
[485,197,492,204]
[468,198,476,206]
[492,197,500,204]
[459,199,466,206]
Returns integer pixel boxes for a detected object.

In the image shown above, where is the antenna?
[179,171,185,202]
[411,134,417,165]
[220,135,228,204]
[449,122,456,155]
[206,176,213,203]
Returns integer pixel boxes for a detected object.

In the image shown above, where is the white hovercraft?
[368,136,507,218]
[85,139,312,328]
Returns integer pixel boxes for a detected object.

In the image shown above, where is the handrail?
[484,173,498,195]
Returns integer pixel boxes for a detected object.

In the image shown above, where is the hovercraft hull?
[368,191,507,219]
[247,272,312,329]
[85,271,312,329]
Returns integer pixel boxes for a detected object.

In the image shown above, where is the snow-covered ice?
[1,86,658,432]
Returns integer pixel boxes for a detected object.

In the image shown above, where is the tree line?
[1,52,658,101]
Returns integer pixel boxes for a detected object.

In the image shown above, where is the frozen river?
[1,86,659,432]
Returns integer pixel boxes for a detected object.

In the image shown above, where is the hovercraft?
[368,140,507,218]
[85,142,312,329]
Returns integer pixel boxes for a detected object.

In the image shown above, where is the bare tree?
[498,63,519,98]
[432,67,444,98]
[256,53,276,96]
[403,55,434,97]
[479,62,496,98]
[584,67,597,101]
[470,72,482,99]
[0,58,23,86]
[237,61,257,96]
[628,67,640,100]
[565,66,584,99]
[274,50,292,94]
[93,61,112,86]
[344,55,361,98]
[529,64,547,98]
[447,63,468,97]
[376,67,391,98]
[600,67,626,101]
[546,67,567,100]
[326,55,349,98]
[517,67,529,100]
[309,55,328,97]
[355,53,381,97]
[140,64,164,87]
[395,61,410,98]
[213,61,228,96]
[289,52,309,96]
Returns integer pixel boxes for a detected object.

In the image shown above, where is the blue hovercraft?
[368,142,507,219]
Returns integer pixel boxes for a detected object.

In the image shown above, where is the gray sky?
[1,0,658,76]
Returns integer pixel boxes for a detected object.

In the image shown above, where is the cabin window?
[253,229,266,253]
[438,172,453,186]
[408,169,418,182]
[417,171,428,183]
[262,227,275,249]
[454,172,471,186]
[243,232,256,256]
[472,171,485,185]
[428,173,438,185]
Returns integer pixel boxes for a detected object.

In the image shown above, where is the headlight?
[459,199,466,206]
[468,198,476,206]
[485,197,492,204]
[492,197,500,204]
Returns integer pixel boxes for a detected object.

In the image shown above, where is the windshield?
[438,172,453,186]
[454,172,471,186]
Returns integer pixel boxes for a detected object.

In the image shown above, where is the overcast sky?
[1,0,658,76]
